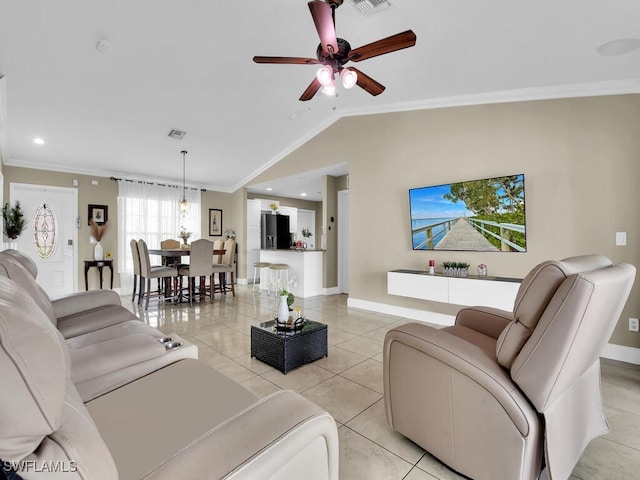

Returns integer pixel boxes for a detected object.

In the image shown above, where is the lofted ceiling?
[0,1,639,196]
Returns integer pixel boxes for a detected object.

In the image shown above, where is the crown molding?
[2,157,230,193]
[5,79,640,193]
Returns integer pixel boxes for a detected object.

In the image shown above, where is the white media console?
[387,269,522,311]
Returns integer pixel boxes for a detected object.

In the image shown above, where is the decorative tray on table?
[274,317,305,332]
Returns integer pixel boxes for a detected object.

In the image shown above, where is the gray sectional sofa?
[0,250,339,479]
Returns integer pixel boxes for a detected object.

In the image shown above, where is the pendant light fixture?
[178,150,190,214]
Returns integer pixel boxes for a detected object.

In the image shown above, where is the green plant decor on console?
[2,201,27,240]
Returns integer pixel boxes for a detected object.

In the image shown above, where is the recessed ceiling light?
[266,187,273,191]
[300,192,308,197]
[596,38,640,56]
[33,138,45,145]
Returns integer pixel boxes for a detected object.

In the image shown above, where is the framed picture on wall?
[209,209,222,236]
[88,204,108,226]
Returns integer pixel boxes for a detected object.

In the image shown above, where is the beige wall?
[3,95,639,350]
[3,167,244,288]
[250,94,640,349]
[3,167,118,289]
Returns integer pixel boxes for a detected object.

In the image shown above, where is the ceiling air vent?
[167,129,186,140]
[349,0,391,15]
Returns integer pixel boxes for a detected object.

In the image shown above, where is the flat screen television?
[409,174,526,252]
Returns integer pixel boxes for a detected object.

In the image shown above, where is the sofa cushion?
[0,249,38,278]
[70,333,167,384]
[24,384,119,479]
[86,359,258,480]
[0,254,57,326]
[57,303,140,339]
[441,325,498,361]
[0,276,66,461]
[497,255,614,369]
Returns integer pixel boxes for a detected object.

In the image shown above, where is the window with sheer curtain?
[117,180,201,294]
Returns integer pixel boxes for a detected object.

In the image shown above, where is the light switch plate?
[616,232,627,246]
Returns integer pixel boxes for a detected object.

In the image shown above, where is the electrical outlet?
[629,318,639,332]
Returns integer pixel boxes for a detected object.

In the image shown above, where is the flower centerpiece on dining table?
[178,229,192,249]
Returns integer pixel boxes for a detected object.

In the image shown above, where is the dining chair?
[213,238,225,265]
[212,238,236,297]
[137,239,178,309]
[160,238,180,249]
[130,239,143,303]
[178,239,215,305]
[160,237,186,292]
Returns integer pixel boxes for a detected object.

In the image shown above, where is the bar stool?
[252,262,271,292]
[268,263,289,294]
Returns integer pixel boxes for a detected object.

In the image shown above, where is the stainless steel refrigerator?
[261,212,290,250]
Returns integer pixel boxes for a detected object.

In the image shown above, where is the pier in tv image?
[409,174,526,252]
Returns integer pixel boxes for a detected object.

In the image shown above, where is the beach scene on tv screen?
[409,174,526,252]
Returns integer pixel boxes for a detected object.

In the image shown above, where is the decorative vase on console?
[94,242,104,261]
[90,219,108,261]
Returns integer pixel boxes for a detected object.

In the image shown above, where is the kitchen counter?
[259,249,324,298]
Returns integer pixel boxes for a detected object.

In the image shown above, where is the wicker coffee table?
[251,319,328,374]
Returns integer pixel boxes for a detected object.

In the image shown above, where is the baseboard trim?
[237,277,248,286]
[601,343,640,365]
[323,287,341,296]
[348,298,640,365]
[347,298,455,326]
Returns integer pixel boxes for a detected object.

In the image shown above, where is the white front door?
[9,183,78,298]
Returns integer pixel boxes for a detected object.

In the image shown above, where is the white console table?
[387,269,521,311]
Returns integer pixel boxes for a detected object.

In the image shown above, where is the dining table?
[148,248,227,303]
[148,247,226,266]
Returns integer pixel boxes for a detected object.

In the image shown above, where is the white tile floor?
[127,286,640,479]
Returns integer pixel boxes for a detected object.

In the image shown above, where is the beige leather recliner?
[384,255,636,480]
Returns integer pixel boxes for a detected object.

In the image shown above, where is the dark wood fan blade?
[299,78,322,101]
[308,1,339,56]
[348,30,417,62]
[348,67,385,96]
[253,56,319,65]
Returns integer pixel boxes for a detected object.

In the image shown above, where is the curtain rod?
[109,176,206,192]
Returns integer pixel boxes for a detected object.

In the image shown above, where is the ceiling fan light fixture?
[316,65,334,86]
[340,68,358,89]
[322,80,337,96]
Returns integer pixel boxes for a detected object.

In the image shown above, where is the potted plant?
[442,261,470,277]
[270,203,278,215]
[224,229,236,240]
[271,277,297,323]
[2,201,27,245]
[301,227,313,249]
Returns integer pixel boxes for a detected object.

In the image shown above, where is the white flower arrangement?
[224,229,236,239]
[270,276,298,305]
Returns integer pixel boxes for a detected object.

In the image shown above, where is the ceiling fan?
[253,0,417,101]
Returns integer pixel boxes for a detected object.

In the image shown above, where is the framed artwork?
[209,209,222,236]
[88,204,108,226]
